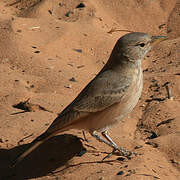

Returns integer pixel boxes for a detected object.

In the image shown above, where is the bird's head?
[113,32,168,63]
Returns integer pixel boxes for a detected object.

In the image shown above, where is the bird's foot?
[102,147,139,161]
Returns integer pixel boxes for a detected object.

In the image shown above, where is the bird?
[11,32,167,167]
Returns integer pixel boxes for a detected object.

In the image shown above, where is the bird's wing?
[46,70,132,133]
[72,70,132,112]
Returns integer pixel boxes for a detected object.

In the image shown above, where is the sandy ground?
[0,0,180,179]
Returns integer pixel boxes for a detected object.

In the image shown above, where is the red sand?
[0,0,179,179]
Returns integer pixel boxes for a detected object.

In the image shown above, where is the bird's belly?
[73,71,143,133]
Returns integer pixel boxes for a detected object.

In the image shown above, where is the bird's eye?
[139,43,145,47]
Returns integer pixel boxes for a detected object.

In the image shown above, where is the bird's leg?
[91,131,127,160]
[91,131,115,148]
[101,130,132,159]
[91,131,138,160]
[102,130,118,148]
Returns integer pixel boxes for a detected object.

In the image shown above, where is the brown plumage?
[11,32,167,167]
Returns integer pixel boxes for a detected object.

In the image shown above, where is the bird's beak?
[151,36,168,46]
[151,35,168,47]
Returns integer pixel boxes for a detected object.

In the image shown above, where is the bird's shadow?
[0,134,84,180]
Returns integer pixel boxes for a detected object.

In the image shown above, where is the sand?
[0,0,179,179]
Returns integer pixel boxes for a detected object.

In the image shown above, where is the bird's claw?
[102,147,140,161]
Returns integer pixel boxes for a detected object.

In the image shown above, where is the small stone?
[48,58,55,61]
[17,29,22,32]
[64,84,72,88]
[77,65,85,69]
[69,77,77,82]
[117,157,125,161]
[67,63,73,67]
[34,50,40,54]
[48,10,52,15]
[74,49,82,53]
[65,11,73,17]
[59,2,64,7]
[117,171,124,175]
[76,3,85,8]
[145,141,158,148]
[134,145,143,149]
[160,68,166,72]
[147,131,158,139]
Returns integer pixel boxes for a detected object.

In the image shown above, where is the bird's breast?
[98,67,143,130]
[114,67,143,121]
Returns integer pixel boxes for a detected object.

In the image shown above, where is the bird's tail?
[10,131,54,168]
